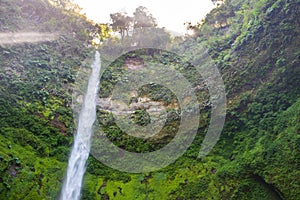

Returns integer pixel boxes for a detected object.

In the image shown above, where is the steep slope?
[0,0,96,199]
[85,0,300,199]
[0,0,299,199]
[176,0,300,198]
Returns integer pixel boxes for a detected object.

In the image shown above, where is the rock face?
[98,97,165,113]
[124,57,144,70]
[97,96,179,140]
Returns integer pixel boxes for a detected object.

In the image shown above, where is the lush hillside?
[0,0,95,199]
[0,0,299,199]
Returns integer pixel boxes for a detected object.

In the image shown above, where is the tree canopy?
[106,6,170,49]
[109,6,158,40]
[133,6,157,30]
[110,12,132,39]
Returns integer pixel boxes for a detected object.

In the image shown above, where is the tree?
[106,6,170,49]
[110,12,132,40]
[95,23,111,41]
[133,6,157,32]
[89,23,111,45]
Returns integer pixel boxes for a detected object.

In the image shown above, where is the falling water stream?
[60,52,101,200]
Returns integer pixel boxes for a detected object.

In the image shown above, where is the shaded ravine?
[60,52,101,200]
[251,174,284,200]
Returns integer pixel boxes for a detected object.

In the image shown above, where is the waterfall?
[60,52,101,200]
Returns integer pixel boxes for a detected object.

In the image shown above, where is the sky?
[73,0,216,34]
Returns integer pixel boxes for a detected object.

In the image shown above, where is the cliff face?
[0,0,95,199]
[185,0,300,199]
[0,0,299,199]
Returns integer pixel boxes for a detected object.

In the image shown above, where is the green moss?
[1,0,300,199]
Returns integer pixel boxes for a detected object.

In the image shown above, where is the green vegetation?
[0,0,299,199]
[0,0,95,198]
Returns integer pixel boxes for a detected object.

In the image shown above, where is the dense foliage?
[0,0,95,199]
[0,0,299,199]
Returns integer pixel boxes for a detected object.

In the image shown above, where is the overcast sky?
[74,0,215,34]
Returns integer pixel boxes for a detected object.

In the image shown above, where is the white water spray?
[60,52,101,200]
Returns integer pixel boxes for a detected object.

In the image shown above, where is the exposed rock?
[124,57,144,70]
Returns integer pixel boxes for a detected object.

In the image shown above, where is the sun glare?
[74,0,215,34]
[186,29,195,36]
